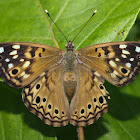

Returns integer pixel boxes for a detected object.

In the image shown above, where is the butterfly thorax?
[63,41,77,100]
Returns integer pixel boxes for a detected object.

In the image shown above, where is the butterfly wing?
[0,42,70,127]
[70,41,140,126]
[22,64,69,127]
[0,42,63,88]
[77,41,140,87]
[70,63,109,126]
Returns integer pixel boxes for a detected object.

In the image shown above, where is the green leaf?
[0,0,140,140]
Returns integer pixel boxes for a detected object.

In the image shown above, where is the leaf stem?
[77,126,84,140]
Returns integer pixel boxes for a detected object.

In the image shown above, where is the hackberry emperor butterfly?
[0,10,140,128]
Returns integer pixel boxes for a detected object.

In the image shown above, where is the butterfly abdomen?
[63,71,77,100]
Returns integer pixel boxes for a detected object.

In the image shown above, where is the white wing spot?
[23,74,30,79]
[94,72,100,76]
[122,50,130,55]
[109,60,117,67]
[23,61,30,68]
[9,50,17,55]
[115,58,120,61]
[40,72,45,77]
[94,77,98,82]
[121,54,127,58]
[11,79,18,83]
[12,45,20,49]
[130,58,134,61]
[0,47,4,53]
[21,71,25,76]
[126,63,131,68]
[113,70,119,76]
[135,46,140,53]
[13,55,18,59]
[111,73,117,79]
[119,45,127,49]
[8,63,14,68]
[5,58,10,62]
[20,59,24,62]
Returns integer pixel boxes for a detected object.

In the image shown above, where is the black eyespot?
[12,69,18,75]
[94,98,96,102]
[48,104,51,109]
[39,53,42,57]
[98,53,101,57]
[43,98,46,102]
[36,96,40,103]
[88,104,91,109]
[62,111,64,114]
[81,109,84,114]
[99,96,104,104]
[99,84,104,89]
[121,68,127,74]
[75,111,77,114]
[36,84,40,89]
[55,109,59,114]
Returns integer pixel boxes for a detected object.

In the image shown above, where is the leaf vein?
[52,0,70,24]
[117,120,136,140]
[37,0,59,48]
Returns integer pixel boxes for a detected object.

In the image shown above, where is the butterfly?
[0,9,140,127]
[0,40,140,127]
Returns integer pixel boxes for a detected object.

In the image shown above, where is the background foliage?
[0,0,140,140]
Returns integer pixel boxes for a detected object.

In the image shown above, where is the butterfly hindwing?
[0,42,63,88]
[77,41,140,87]
[22,64,69,127]
[70,63,109,126]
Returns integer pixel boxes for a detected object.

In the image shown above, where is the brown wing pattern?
[0,42,63,88]
[22,64,69,127]
[0,42,70,127]
[77,41,140,87]
[70,63,109,126]
[1,41,140,127]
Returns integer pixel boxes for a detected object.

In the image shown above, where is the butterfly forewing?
[77,42,140,87]
[0,42,63,88]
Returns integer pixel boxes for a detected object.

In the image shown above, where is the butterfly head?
[65,41,75,51]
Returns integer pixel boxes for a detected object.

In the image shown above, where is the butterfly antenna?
[45,9,69,42]
[72,10,97,43]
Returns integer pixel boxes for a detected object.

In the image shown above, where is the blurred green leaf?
[0,0,140,140]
